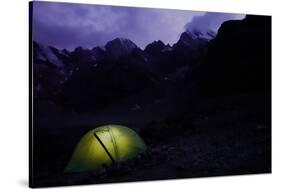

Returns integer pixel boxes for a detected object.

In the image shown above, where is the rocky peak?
[144,40,167,54]
[105,38,138,59]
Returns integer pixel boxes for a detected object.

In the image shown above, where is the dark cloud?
[32,1,244,50]
[185,12,245,33]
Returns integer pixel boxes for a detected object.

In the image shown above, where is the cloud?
[32,2,204,50]
[32,2,244,50]
[185,12,245,33]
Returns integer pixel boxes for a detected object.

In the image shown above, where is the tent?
[65,125,147,172]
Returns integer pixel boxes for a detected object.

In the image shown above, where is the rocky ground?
[32,92,271,187]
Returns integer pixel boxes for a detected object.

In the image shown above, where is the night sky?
[32,1,245,50]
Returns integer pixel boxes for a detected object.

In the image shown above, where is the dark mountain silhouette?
[191,15,271,96]
[33,30,211,112]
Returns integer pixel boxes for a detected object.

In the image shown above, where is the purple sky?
[32,1,245,50]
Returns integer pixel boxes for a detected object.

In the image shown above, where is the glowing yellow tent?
[65,125,147,172]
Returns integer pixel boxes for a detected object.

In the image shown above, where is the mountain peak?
[73,46,85,53]
[144,40,167,54]
[180,31,197,41]
[105,37,138,59]
[33,41,64,67]
[174,29,215,48]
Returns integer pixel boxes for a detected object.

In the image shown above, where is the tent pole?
[93,132,115,163]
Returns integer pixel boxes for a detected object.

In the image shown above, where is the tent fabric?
[65,125,147,172]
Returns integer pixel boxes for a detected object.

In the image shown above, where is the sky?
[32,1,245,50]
